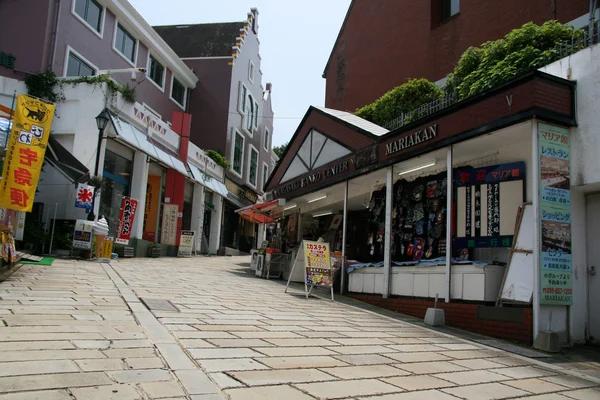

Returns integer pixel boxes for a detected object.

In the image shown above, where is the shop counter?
[348,264,505,302]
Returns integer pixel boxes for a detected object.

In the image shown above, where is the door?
[586,193,600,343]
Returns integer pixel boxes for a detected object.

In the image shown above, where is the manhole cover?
[140,298,179,312]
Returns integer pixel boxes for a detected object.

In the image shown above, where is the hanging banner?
[99,236,114,263]
[115,197,138,245]
[143,175,161,241]
[303,240,333,287]
[73,219,94,249]
[178,230,195,256]
[0,95,55,212]
[75,183,95,211]
[160,204,179,246]
[538,123,572,305]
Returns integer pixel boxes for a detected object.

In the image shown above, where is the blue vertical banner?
[538,123,572,305]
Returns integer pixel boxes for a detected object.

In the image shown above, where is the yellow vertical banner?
[0,95,55,212]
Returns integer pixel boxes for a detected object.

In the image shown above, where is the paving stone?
[383,375,456,391]
[263,338,336,347]
[125,357,165,369]
[386,352,452,363]
[72,340,111,349]
[224,385,315,400]
[385,338,429,345]
[209,372,245,389]
[198,358,269,372]
[189,347,263,359]
[175,369,219,395]
[560,388,600,399]
[331,354,395,365]
[110,339,153,348]
[438,350,502,359]
[156,343,196,370]
[450,359,506,370]
[358,390,461,399]
[0,372,113,393]
[0,360,79,377]
[108,369,172,383]
[139,381,186,398]
[231,368,334,386]
[76,358,127,372]
[324,345,396,355]
[194,325,264,331]
[104,348,157,358]
[489,365,556,379]
[0,390,72,400]
[396,361,470,375]
[510,395,572,400]
[328,338,393,346]
[71,384,142,399]
[174,331,237,339]
[441,382,529,400]
[437,343,485,350]
[485,357,534,367]
[233,331,303,339]
[296,378,402,399]
[503,378,569,394]
[434,370,511,385]
[541,375,599,389]
[178,339,215,348]
[206,338,274,347]
[252,346,337,357]
[0,341,75,351]
[1,350,106,362]
[321,364,410,379]
[387,344,447,352]
[257,355,349,369]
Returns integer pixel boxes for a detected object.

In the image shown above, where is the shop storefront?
[264,71,577,345]
[223,178,258,254]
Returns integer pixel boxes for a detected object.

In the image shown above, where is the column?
[130,150,148,240]
[190,183,205,252]
[209,195,223,255]
[340,180,348,294]
[383,166,393,298]
[531,120,541,341]
[445,146,453,303]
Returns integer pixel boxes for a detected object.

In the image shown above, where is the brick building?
[323,0,590,112]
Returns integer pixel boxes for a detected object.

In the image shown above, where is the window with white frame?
[253,100,259,130]
[262,163,269,188]
[115,23,136,63]
[263,128,269,151]
[248,61,255,83]
[238,82,247,114]
[74,0,103,33]
[66,52,95,77]
[248,145,259,188]
[171,77,186,107]
[245,94,254,134]
[148,55,165,88]
[232,130,244,176]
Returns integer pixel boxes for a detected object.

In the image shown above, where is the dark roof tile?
[154,22,246,58]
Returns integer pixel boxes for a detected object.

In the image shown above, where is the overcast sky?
[128,0,351,147]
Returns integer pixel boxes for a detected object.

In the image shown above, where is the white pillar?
[383,166,393,298]
[340,180,348,294]
[532,119,541,341]
[191,183,205,251]
[445,146,453,303]
[130,150,148,239]
[209,195,223,255]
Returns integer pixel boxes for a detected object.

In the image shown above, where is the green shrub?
[205,149,230,169]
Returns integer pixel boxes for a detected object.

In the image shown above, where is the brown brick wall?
[349,293,533,345]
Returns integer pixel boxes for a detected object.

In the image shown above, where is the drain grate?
[140,298,179,312]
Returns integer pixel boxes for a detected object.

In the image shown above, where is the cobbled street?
[0,257,599,400]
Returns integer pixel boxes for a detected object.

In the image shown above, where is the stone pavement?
[1,257,599,400]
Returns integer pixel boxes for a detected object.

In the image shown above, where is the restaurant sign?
[273,160,349,198]
[384,124,438,156]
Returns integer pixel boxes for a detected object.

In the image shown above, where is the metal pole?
[445,146,453,303]
[340,180,348,294]
[532,120,541,341]
[88,126,105,221]
[48,202,58,255]
[383,166,393,298]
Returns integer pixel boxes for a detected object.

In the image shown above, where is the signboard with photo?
[303,240,333,287]
[72,220,94,249]
[178,230,195,257]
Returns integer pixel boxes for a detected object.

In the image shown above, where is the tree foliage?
[273,142,288,158]
[445,21,583,99]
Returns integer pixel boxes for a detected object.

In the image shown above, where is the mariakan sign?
[273,160,349,198]
[384,124,438,156]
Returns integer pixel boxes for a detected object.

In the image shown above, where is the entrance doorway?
[586,193,600,343]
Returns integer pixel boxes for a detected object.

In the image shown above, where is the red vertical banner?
[115,197,138,245]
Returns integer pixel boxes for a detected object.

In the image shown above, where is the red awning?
[236,200,282,224]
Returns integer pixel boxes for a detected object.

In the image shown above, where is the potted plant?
[148,242,161,258]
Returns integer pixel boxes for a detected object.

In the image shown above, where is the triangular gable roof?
[265,106,383,192]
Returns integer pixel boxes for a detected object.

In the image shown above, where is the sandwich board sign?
[285,240,335,301]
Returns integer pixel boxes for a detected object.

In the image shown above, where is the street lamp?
[87,109,110,221]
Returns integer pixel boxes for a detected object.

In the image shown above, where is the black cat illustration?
[24,106,46,121]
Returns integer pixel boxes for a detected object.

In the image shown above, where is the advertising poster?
[115,197,138,245]
[538,123,572,305]
[178,230,195,256]
[0,95,55,212]
[160,204,179,246]
[75,183,95,211]
[99,236,114,263]
[143,175,161,241]
[73,219,94,249]
[303,240,333,287]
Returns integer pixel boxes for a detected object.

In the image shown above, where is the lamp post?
[87,109,110,221]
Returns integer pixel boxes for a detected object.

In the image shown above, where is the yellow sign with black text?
[0,95,55,212]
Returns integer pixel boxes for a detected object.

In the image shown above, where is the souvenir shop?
[265,72,577,344]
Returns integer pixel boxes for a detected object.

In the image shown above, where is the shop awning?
[187,163,229,198]
[108,114,188,177]
[45,136,91,183]
[235,199,282,224]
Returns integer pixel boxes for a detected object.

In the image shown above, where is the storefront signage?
[160,204,179,246]
[273,160,349,198]
[303,240,333,287]
[99,236,114,263]
[0,51,16,69]
[226,178,259,203]
[75,183,95,211]
[72,220,94,249]
[538,123,572,305]
[0,95,55,212]
[116,197,138,245]
[455,162,525,186]
[384,124,438,156]
[178,230,195,256]
[143,175,161,241]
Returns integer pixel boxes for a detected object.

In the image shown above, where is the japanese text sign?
[116,197,138,245]
[0,95,55,212]
[178,230,195,257]
[75,183,95,211]
[99,236,114,263]
[160,204,179,246]
[455,161,525,187]
[303,240,333,287]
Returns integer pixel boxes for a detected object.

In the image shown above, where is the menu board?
[303,240,332,287]
[178,230,195,257]
[73,220,94,249]
[99,237,114,264]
